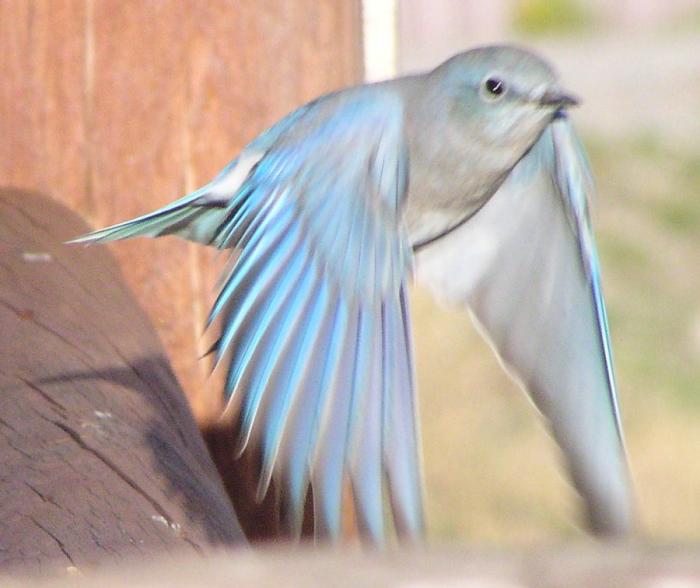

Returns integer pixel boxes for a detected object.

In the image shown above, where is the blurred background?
[2,0,698,546]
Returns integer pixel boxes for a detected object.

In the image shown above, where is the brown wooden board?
[0,189,244,574]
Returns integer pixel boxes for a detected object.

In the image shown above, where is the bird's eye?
[481,77,506,101]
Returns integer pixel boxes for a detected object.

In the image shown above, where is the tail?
[70,104,314,247]
[68,153,265,246]
[68,187,230,246]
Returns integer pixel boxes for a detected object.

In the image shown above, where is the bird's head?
[429,45,578,157]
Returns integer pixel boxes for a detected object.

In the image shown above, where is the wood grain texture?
[0,189,244,574]
[0,0,363,420]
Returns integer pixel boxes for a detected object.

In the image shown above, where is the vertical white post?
[363,0,398,82]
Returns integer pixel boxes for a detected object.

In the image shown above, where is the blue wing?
[416,117,632,535]
[73,91,423,544]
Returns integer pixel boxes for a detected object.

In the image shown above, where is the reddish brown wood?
[0,0,363,420]
[0,189,244,574]
[0,1,88,205]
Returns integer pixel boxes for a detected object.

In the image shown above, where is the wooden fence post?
[0,0,363,420]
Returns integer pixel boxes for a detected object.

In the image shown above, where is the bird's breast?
[404,136,514,247]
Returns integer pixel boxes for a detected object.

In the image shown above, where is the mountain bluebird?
[73,45,632,543]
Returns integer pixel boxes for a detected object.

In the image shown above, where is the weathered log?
[0,189,245,574]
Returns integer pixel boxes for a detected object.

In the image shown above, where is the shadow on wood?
[0,188,245,574]
[202,421,316,543]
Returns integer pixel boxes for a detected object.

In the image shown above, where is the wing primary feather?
[212,229,305,381]
[234,256,318,457]
[208,203,296,329]
[348,300,384,543]
[218,229,308,400]
[278,295,348,537]
[551,121,624,448]
[218,239,308,408]
[311,304,360,541]
[255,274,332,501]
[383,286,423,540]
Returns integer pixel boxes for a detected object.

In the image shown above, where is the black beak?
[538,88,580,108]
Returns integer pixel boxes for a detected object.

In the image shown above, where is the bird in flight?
[72,44,632,544]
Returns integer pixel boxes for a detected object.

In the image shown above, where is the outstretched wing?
[207,92,422,543]
[415,117,632,535]
[73,92,423,543]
